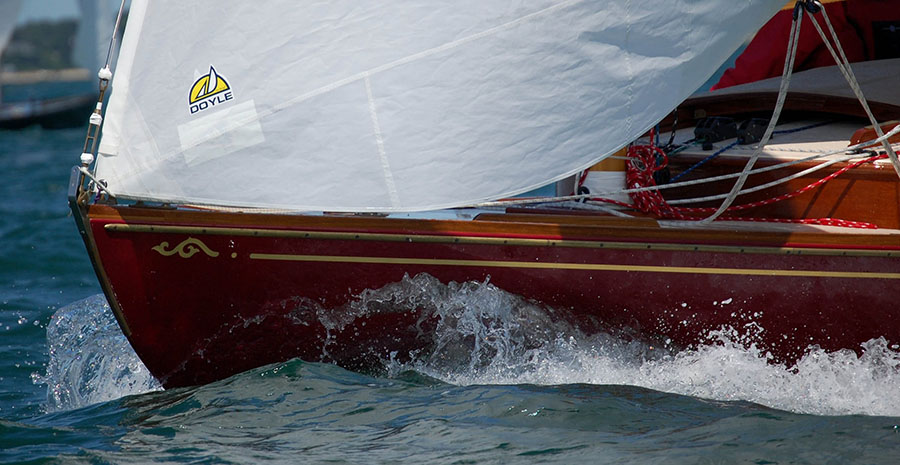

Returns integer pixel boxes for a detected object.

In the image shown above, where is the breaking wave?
[38,278,900,417]
[363,274,900,417]
[32,295,162,412]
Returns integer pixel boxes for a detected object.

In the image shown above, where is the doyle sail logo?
[188,66,233,114]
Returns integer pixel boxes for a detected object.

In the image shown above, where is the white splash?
[380,274,900,417]
[32,294,162,412]
[33,281,900,417]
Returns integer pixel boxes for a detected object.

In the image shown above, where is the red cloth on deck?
[712,0,899,90]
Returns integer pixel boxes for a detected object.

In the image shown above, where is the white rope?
[696,5,805,224]
[471,123,900,209]
[474,2,900,215]
[807,1,900,177]
[665,151,882,205]
[638,130,899,203]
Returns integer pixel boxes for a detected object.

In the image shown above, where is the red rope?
[674,154,886,214]
[591,140,883,229]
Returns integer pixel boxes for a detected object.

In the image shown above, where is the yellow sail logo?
[189,66,234,114]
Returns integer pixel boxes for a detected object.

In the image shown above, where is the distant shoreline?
[1,68,92,84]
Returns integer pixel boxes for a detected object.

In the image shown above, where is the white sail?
[0,0,23,75]
[0,0,20,51]
[96,0,784,212]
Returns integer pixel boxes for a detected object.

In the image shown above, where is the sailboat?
[0,0,105,130]
[70,0,900,388]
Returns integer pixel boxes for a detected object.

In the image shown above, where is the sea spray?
[32,295,161,412]
[374,275,900,417]
[38,282,900,417]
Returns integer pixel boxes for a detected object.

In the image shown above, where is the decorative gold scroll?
[152,237,220,258]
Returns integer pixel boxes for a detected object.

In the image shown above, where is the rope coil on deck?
[476,0,900,230]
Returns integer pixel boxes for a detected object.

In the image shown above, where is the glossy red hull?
[80,204,900,388]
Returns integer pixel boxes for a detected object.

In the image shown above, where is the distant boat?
[0,93,98,129]
[70,0,900,388]
[0,0,100,130]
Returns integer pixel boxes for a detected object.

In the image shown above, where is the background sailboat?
[0,0,114,130]
[73,0,114,79]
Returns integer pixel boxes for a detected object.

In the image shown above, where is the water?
[3,112,900,464]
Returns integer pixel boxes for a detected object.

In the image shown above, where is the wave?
[37,279,900,417]
[32,295,162,412]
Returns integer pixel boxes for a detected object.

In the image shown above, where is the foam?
[38,280,900,417]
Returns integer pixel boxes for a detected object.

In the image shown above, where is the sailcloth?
[0,0,23,102]
[0,0,20,52]
[96,0,784,212]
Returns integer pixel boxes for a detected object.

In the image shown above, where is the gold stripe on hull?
[249,253,900,280]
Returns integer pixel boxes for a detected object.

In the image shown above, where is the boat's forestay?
[95,0,784,212]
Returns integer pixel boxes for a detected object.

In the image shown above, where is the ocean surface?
[3,107,900,464]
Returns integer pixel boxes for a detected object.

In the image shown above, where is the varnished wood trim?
[104,223,900,258]
[88,204,900,248]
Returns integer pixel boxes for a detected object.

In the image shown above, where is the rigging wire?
[805,0,900,177]
[695,0,806,224]
[104,0,129,71]
[472,122,900,209]
[665,151,878,205]
[78,0,129,200]
[588,140,884,229]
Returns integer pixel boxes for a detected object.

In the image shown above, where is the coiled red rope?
[590,133,884,229]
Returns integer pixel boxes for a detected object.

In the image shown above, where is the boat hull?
[0,94,96,130]
[82,204,900,388]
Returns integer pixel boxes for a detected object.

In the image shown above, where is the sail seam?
[267,0,583,116]
[364,74,400,208]
[155,0,583,163]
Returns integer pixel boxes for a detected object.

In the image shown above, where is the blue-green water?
[3,123,900,464]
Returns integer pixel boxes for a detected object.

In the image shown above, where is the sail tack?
[96,0,784,212]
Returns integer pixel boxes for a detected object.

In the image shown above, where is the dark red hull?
[80,204,900,388]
